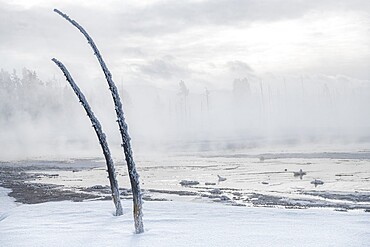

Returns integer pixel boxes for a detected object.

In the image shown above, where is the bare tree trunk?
[52,58,123,217]
[54,9,144,233]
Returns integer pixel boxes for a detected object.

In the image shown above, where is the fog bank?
[1,68,370,160]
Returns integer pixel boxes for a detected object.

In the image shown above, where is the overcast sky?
[1,0,370,91]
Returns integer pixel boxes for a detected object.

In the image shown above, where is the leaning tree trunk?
[52,58,123,217]
[54,9,144,233]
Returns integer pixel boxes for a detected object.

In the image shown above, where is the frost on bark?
[51,58,123,217]
[54,9,144,233]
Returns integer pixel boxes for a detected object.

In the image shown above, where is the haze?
[1,0,370,160]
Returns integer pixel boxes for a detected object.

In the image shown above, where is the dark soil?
[0,165,99,204]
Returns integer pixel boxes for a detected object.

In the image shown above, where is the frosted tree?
[178,80,189,117]
[54,9,144,233]
[233,77,251,102]
[178,80,189,96]
[205,87,210,112]
[51,58,123,216]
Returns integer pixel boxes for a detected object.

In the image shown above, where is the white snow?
[30,155,370,207]
[0,187,17,217]
[0,188,369,247]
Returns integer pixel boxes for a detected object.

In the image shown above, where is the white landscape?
[1,0,370,246]
[1,150,370,246]
[1,187,369,247]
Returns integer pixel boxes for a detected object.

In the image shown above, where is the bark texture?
[52,58,123,216]
[54,9,144,233]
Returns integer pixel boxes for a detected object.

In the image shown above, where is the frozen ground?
[0,187,369,247]
[0,188,17,217]
[1,149,370,246]
[8,150,368,210]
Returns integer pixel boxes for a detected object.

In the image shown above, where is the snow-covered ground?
[0,187,369,247]
[27,152,370,208]
[1,149,370,246]
[0,188,17,219]
[31,152,370,192]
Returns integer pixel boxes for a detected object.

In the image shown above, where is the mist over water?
[0,1,369,160]
[1,67,370,160]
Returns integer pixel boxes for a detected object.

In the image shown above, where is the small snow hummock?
[180,180,199,186]
[311,179,324,186]
[293,169,307,177]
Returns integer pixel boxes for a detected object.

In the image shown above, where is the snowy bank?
[0,196,369,247]
[0,187,17,218]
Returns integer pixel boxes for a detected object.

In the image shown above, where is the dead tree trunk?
[54,9,144,233]
[52,58,123,216]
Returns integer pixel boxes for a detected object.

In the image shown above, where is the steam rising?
[1,1,370,160]
[1,68,370,160]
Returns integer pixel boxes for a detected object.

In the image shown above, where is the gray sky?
[1,0,370,91]
[2,0,370,159]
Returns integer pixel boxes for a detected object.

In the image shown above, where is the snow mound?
[0,198,369,246]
